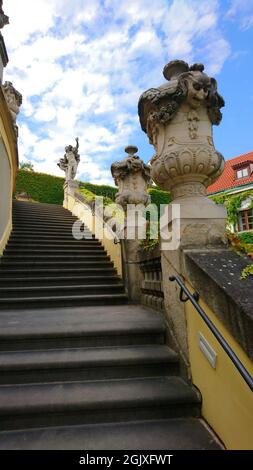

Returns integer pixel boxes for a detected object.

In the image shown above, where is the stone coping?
[137,244,161,262]
[183,249,253,360]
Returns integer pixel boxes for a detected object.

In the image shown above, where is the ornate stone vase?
[138,60,227,248]
[138,60,225,200]
[111,146,151,211]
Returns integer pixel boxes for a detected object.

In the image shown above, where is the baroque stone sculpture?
[0,1,9,29]
[58,138,80,182]
[111,145,151,211]
[138,60,227,249]
[3,81,22,137]
[138,60,225,199]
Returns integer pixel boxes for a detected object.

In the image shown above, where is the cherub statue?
[58,138,80,182]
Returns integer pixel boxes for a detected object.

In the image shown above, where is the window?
[236,168,249,179]
[238,209,253,231]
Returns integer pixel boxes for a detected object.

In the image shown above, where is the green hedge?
[77,188,113,207]
[79,183,171,209]
[148,187,171,207]
[15,170,65,205]
[79,182,118,200]
[15,170,172,209]
[237,232,253,245]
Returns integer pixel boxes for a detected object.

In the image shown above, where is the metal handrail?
[169,275,253,392]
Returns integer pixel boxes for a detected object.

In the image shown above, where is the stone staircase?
[0,201,221,449]
[0,201,127,309]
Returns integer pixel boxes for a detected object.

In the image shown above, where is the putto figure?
[58,138,80,182]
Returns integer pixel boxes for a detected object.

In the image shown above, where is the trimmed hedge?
[80,182,118,200]
[148,187,171,207]
[78,188,113,207]
[15,170,65,205]
[15,170,172,209]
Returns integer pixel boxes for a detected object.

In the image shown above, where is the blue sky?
[3,0,253,185]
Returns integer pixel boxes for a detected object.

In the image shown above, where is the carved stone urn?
[138,60,227,249]
[111,146,152,303]
[111,145,151,212]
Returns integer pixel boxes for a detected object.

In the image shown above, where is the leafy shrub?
[237,231,253,245]
[80,182,117,201]
[148,187,171,207]
[227,232,253,260]
[78,188,113,207]
[211,190,253,226]
[241,264,253,279]
[15,170,64,205]
[139,221,160,251]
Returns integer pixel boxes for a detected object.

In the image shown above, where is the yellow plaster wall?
[0,88,18,255]
[185,282,253,449]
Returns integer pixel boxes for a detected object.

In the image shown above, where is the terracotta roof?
[207,151,253,194]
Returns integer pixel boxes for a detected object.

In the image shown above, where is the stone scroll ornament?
[58,138,80,182]
[111,146,152,212]
[138,60,225,200]
[0,1,9,29]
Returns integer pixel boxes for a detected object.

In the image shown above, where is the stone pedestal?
[63,180,79,207]
[138,60,227,363]
[111,146,151,302]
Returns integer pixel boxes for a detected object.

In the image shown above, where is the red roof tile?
[207,151,253,194]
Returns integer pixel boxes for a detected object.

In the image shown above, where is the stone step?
[0,267,117,278]
[12,222,85,229]
[0,418,221,450]
[5,247,105,254]
[0,260,114,268]
[0,345,178,384]
[13,202,64,211]
[11,229,92,236]
[9,235,96,241]
[7,242,102,248]
[13,201,63,207]
[12,210,73,218]
[3,252,109,260]
[10,235,97,244]
[0,293,128,309]
[0,377,201,431]
[0,275,120,287]
[13,213,78,220]
[5,247,104,255]
[0,305,166,350]
[13,213,79,220]
[0,283,125,298]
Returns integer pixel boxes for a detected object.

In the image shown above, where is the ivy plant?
[241,265,253,280]
[211,190,253,226]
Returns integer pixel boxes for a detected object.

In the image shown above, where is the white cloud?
[3,0,231,186]
[227,0,253,30]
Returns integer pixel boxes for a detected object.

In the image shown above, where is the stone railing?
[63,188,123,277]
[138,245,164,311]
